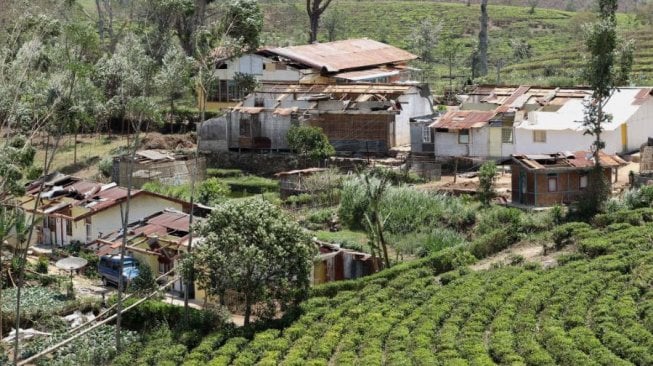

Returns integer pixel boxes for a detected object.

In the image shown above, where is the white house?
[423,86,653,160]
[208,38,419,102]
[12,173,189,248]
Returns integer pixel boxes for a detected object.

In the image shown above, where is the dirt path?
[470,239,574,271]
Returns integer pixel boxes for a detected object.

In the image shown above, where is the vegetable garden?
[190,214,653,365]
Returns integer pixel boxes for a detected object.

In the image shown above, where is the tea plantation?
[189,214,653,365]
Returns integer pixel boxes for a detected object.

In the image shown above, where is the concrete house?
[421,86,653,161]
[201,83,433,155]
[208,38,419,102]
[13,173,190,247]
[511,151,626,207]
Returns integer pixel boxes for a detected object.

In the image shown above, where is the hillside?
[190,212,653,365]
[261,1,653,90]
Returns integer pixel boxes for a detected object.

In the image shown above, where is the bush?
[368,166,425,185]
[478,161,497,206]
[197,178,230,206]
[476,207,522,236]
[307,208,335,225]
[98,157,113,178]
[223,176,279,195]
[469,228,520,259]
[206,168,243,178]
[120,299,228,334]
[35,256,49,274]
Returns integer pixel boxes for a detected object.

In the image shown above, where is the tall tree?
[477,0,489,77]
[439,34,463,95]
[321,3,346,42]
[579,0,633,215]
[408,19,442,64]
[306,0,333,43]
[154,43,193,121]
[194,199,314,326]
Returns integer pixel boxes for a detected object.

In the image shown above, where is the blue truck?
[98,255,140,288]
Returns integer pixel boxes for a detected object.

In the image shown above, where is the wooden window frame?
[458,129,470,144]
[422,126,431,143]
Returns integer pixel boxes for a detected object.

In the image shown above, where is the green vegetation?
[261,1,653,90]
[142,178,230,205]
[195,209,653,365]
[287,125,335,163]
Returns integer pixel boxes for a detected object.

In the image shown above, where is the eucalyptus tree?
[579,0,633,215]
[154,43,193,121]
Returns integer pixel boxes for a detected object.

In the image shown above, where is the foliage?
[232,72,258,99]
[129,263,158,296]
[35,256,49,274]
[368,166,424,185]
[222,175,279,195]
[478,161,497,206]
[21,325,136,366]
[286,125,335,162]
[197,177,230,206]
[1,287,73,318]
[119,298,228,334]
[113,326,188,366]
[221,0,264,52]
[200,210,653,365]
[206,168,243,178]
[155,43,193,113]
[193,199,315,326]
[407,18,442,63]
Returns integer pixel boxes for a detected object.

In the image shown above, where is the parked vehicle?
[98,255,140,288]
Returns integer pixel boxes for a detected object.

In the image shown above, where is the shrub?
[197,178,230,206]
[476,207,522,236]
[35,256,49,274]
[120,299,227,334]
[206,168,243,178]
[223,176,279,195]
[307,208,335,225]
[98,157,113,177]
[550,222,592,250]
[469,229,519,259]
[368,166,424,185]
[478,161,497,206]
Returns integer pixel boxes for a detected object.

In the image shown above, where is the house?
[312,241,382,285]
[86,209,203,299]
[422,86,653,161]
[112,149,206,189]
[511,151,627,207]
[208,38,419,102]
[200,83,433,155]
[11,173,190,248]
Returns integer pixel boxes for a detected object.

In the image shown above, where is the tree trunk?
[478,0,489,76]
[95,0,105,42]
[375,218,390,268]
[309,14,319,43]
[244,294,252,327]
[73,130,78,165]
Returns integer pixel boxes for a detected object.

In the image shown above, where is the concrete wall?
[396,91,433,146]
[626,98,653,151]
[199,117,229,153]
[215,54,265,81]
[410,122,434,153]
[513,127,622,155]
[434,127,489,158]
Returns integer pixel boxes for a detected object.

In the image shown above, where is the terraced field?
[261,1,653,89]
[188,213,653,365]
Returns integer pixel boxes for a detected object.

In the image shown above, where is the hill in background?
[261,1,653,91]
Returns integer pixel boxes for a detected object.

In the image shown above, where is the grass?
[313,229,369,251]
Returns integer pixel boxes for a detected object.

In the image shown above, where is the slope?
[195,210,653,365]
[261,1,653,90]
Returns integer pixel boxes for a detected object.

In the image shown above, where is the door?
[519,171,527,204]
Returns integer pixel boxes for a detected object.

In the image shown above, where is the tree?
[306,0,334,43]
[362,174,391,270]
[197,177,230,206]
[477,0,489,77]
[154,43,193,120]
[528,0,539,14]
[478,161,497,206]
[408,19,442,64]
[221,0,263,52]
[321,3,347,42]
[511,39,532,62]
[232,72,258,100]
[130,263,158,296]
[193,199,314,326]
[439,34,463,96]
[287,125,335,165]
[579,0,633,214]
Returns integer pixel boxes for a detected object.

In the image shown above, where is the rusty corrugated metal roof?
[430,110,496,130]
[261,39,417,72]
[512,151,626,171]
[633,88,652,105]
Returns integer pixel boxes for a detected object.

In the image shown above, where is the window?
[65,219,72,237]
[548,175,558,192]
[422,126,432,143]
[501,128,513,143]
[458,129,470,144]
[580,174,588,189]
[533,130,547,143]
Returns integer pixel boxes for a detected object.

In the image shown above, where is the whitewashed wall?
[434,127,489,157]
[396,90,433,146]
[626,98,653,151]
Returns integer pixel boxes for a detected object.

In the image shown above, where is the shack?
[312,241,382,285]
[511,151,627,207]
[112,150,206,188]
[275,168,327,199]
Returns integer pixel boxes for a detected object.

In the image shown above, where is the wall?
[205,151,300,176]
[434,127,489,158]
[114,157,206,188]
[215,54,265,81]
[396,91,433,146]
[88,195,184,242]
[309,113,394,154]
[626,98,653,151]
[198,117,229,153]
[410,122,434,153]
[513,128,622,155]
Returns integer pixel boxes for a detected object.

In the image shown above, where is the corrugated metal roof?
[512,151,626,171]
[260,39,417,73]
[633,88,652,105]
[259,83,414,95]
[430,111,496,130]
